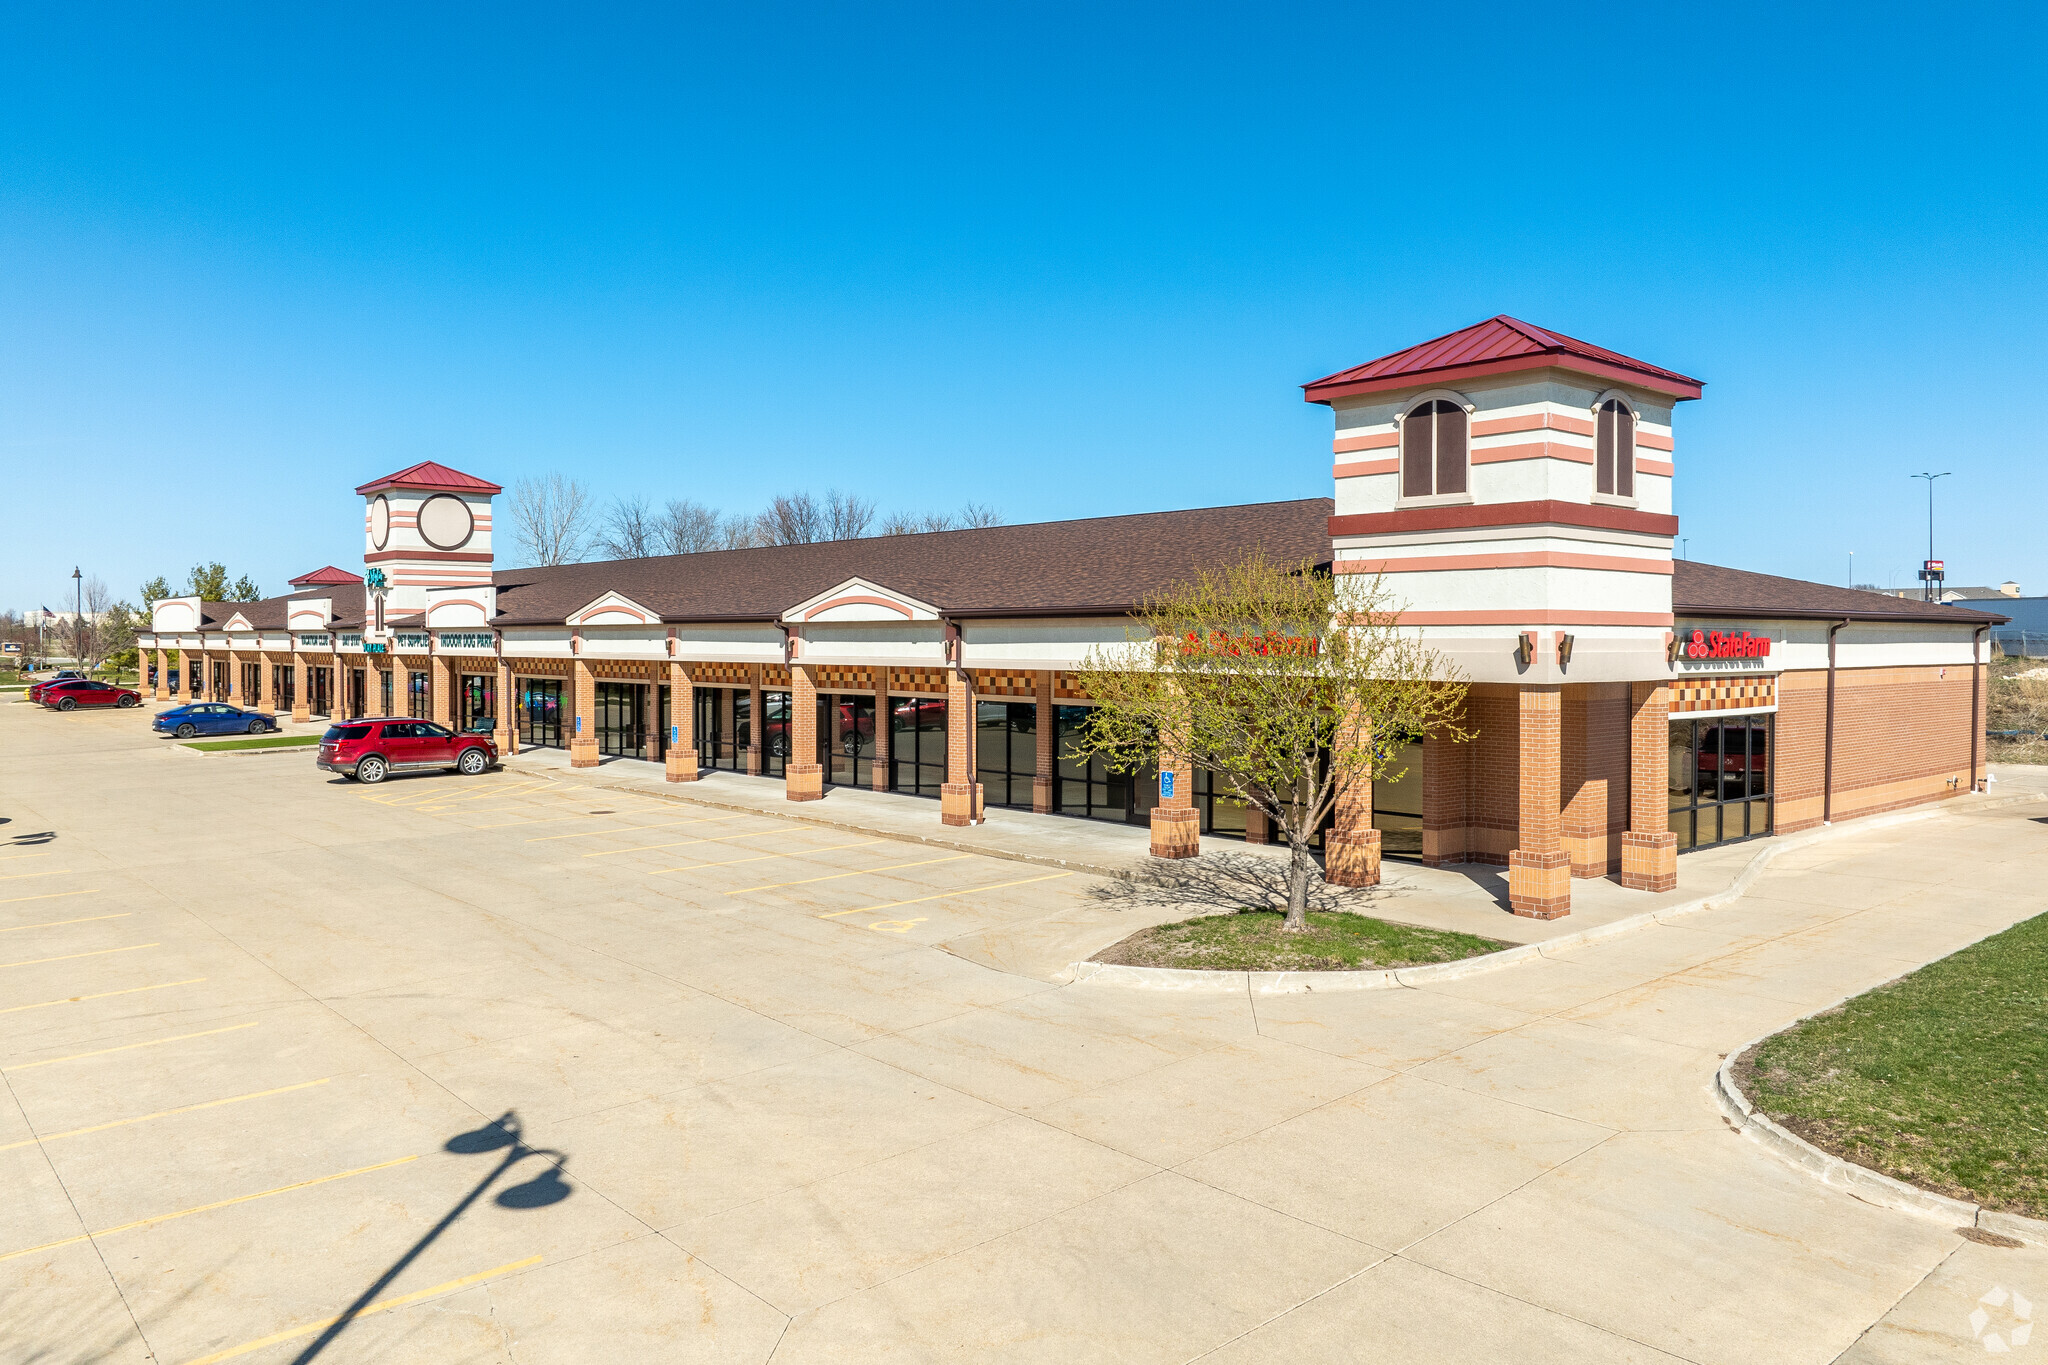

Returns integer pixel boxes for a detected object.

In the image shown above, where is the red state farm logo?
[1684,629,1770,660]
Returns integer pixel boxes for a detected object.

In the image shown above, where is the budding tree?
[1071,552,1470,931]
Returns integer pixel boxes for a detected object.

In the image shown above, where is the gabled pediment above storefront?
[566,590,661,627]
[783,578,940,624]
[221,610,256,632]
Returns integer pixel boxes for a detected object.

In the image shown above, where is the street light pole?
[1912,473,1950,603]
[71,566,82,666]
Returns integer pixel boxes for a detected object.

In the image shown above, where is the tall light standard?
[70,566,82,665]
[1912,473,1950,602]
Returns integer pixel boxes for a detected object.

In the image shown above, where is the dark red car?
[37,679,143,711]
[316,718,499,783]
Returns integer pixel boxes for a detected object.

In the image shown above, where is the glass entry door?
[307,666,332,717]
[459,674,494,731]
[347,668,366,719]
[1670,715,1771,850]
[1372,737,1425,859]
[891,697,948,796]
[596,682,646,758]
[272,665,293,712]
[519,679,563,748]
[827,695,877,787]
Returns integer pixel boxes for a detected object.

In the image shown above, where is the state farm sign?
[1679,628,1771,661]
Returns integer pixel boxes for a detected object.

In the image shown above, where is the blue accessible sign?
[1160,771,1176,799]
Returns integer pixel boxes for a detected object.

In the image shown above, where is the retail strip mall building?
[137,317,2001,918]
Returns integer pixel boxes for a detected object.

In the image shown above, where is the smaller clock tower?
[355,461,501,619]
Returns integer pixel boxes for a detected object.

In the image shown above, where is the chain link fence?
[1992,630,2048,660]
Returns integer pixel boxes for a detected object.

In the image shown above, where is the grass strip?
[1739,909,2048,1219]
[182,735,321,752]
[1093,908,1508,972]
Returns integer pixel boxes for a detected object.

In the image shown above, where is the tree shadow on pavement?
[1084,850,1388,916]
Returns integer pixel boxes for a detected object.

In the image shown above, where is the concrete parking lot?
[2,698,2044,1363]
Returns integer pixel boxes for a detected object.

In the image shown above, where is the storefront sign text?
[439,632,495,649]
[1679,629,1770,661]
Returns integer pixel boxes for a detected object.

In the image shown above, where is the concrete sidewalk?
[504,746,1783,948]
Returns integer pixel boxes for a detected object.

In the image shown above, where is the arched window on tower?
[1400,399,1468,498]
[1596,398,1636,498]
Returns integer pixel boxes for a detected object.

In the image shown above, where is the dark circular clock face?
[417,494,475,550]
[369,495,391,550]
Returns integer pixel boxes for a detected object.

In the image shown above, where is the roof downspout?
[1970,625,1989,794]
[1823,618,1849,824]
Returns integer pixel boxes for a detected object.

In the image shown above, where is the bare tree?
[657,499,725,554]
[718,513,762,550]
[822,490,877,541]
[507,474,595,567]
[78,576,120,675]
[597,494,657,560]
[878,502,1005,535]
[758,491,825,546]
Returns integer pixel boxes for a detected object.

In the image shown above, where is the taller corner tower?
[356,461,502,618]
[1303,315,1702,684]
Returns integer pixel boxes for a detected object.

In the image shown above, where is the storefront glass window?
[1372,737,1425,859]
[891,696,948,796]
[407,670,429,719]
[519,679,563,749]
[596,682,646,758]
[460,674,494,731]
[977,702,1037,808]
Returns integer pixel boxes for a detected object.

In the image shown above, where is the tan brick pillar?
[1032,670,1055,813]
[940,668,983,826]
[1508,685,1570,918]
[786,664,823,800]
[747,671,765,775]
[666,660,695,781]
[431,653,454,729]
[154,647,168,700]
[569,657,598,767]
[1325,702,1381,887]
[290,653,309,722]
[494,657,516,753]
[1244,807,1272,844]
[1621,680,1678,892]
[872,678,891,791]
[1148,711,1198,858]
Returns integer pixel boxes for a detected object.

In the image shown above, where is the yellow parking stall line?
[583,827,791,858]
[0,869,72,882]
[727,854,974,894]
[527,814,745,843]
[5,1021,256,1072]
[0,889,100,907]
[1,913,131,934]
[0,1078,331,1152]
[0,978,206,1015]
[181,1253,543,1365]
[817,871,1076,919]
[1,942,156,971]
[0,1154,419,1264]
[651,839,892,876]
[0,852,53,861]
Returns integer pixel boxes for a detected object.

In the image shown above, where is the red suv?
[317,718,499,783]
[36,678,143,710]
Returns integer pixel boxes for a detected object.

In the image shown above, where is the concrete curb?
[1714,1031,2048,1247]
[1063,789,2048,993]
[182,742,322,758]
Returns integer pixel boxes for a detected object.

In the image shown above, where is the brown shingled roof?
[491,498,1335,625]
[1675,561,2007,625]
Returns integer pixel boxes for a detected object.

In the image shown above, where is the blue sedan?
[153,703,279,739]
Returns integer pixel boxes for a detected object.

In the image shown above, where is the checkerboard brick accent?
[1053,671,1091,700]
[890,667,950,695]
[1670,674,1775,714]
[971,670,1037,698]
[812,666,876,690]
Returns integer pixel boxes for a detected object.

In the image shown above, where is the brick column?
[569,657,598,767]
[1508,685,1570,918]
[495,658,516,753]
[1324,703,1381,887]
[941,668,983,826]
[1148,715,1198,858]
[290,653,309,723]
[431,653,454,729]
[872,679,891,791]
[666,660,696,782]
[746,669,764,775]
[786,664,823,800]
[225,647,239,702]
[1621,680,1678,892]
[1032,670,1055,813]
[251,652,267,709]
[154,648,168,700]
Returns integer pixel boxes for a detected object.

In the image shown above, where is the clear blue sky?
[4,2,2043,612]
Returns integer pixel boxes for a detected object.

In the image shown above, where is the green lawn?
[182,735,322,752]
[1093,908,1508,972]
[1741,910,2048,1219]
